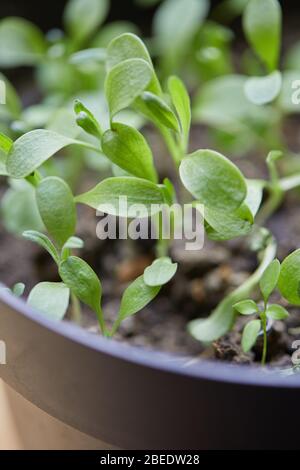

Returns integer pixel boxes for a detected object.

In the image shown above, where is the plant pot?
[0,288,299,450]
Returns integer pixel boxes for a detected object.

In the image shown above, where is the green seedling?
[234,259,287,365]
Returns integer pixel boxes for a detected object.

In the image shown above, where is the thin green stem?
[25,170,42,188]
[261,304,268,366]
[96,305,107,336]
[71,292,82,325]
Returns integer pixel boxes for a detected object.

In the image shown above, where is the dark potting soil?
[1,126,300,369]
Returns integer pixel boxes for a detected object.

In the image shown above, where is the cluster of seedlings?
[1,0,300,368]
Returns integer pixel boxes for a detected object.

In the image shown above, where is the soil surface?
[1,124,300,371]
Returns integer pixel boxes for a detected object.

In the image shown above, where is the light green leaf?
[204,205,253,241]
[74,100,103,138]
[0,17,46,67]
[102,122,157,182]
[47,108,81,139]
[69,48,106,65]
[118,275,161,320]
[144,257,178,287]
[106,33,161,95]
[244,71,282,105]
[75,177,164,217]
[36,177,76,248]
[241,319,261,353]
[153,0,209,51]
[22,230,60,265]
[105,58,153,117]
[59,256,102,316]
[0,73,22,120]
[28,282,70,321]
[243,0,281,71]
[64,0,109,42]
[92,21,140,48]
[278,250,300,305]
[106,32,153,70]
[234,299,259,315]
[180,150,247,212]
[6,130,76,178]
[140,92,180,132]
[63,236,84,251]
[168,76,191,149]
[12,283,25,297]
[0,132,13,154]
[259,258,281,302]
[1,183,44,235]
[266,304,289,321]
[245,179,264,218]
[193,75,272,132]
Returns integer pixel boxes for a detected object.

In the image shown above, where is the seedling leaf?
[12,283,25,297]
[59,256,102,316]
[234,300,259,315]
[102,123,157,182]
[241,319,261,353]
[64,0,109,43]
[28,282,70,321]
[266,304,289,320]
[36,177,76,248]
[118,275,161,320]
[0,132,13,154]
[23,230,60,265]
[6,130,76,178]
[259,258,281,302]
[180,150,247,212]
[244,71,282,105]
[105,58,153,117]
[278,249,300,305]
[168,76,191,149]
[144,257,178,287]
[75,177,164,218]
[140,92,180,132]
[243,0,281,71]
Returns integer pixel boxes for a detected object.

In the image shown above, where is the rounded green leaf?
[278,250,300,305]
[28,282,70,321]
[6,130,75,178]
[36,177,76,248]
[259,258,281,302]
[0,17,46,67]
[244,71,282,106]
[105,58,153,117]
[59,256,102,315]
[234,300,259,315]
[75,177,165,218]
[266,304,289,321]
[101,123,157,182]
[241,319,261,353]
[106,32,153,70]
[64,0,109,42]
[243,0,281,71]
[180,150,247,212]
[144,257,178,287]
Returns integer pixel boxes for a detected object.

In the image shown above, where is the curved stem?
[261,306,268,366]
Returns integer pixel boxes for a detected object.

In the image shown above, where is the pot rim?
[1,286,299,389]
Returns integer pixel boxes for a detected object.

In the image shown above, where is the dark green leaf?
[59,256,102,316]
[102,123,157,182]
[118,275,161,320]
[140,92,180,132]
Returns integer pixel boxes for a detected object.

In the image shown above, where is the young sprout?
[234,259,288,365]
